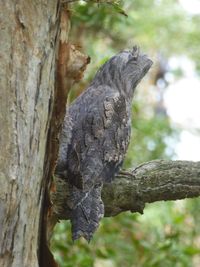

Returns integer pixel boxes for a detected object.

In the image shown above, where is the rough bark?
[103,160,200,216]
[0,1,60,267]
[52,160,200,219]
[43,6,90,266]
[0,1,90,266]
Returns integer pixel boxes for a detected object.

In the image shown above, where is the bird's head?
[114,46,153,97]
[92,46,153,98]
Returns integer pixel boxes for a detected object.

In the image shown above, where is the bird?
[55,46,153,241]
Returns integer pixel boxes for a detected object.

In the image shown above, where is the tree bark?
[0,1,90,266]
[0,1,60,266]
[103,160,200,216]
[52,160,200,219]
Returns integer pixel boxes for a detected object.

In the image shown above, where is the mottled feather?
[56,47,153,240]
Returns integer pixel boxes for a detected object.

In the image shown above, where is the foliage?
[51,1,200,266]
[52,201,200,267]
[70,0,200,69]
[124,102,177,168]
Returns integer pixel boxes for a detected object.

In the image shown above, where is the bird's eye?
[131,46,140,61]
[127,58,137,65]
[132,55,138,61]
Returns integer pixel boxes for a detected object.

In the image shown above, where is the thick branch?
[52,160,200,220]
[103,160,200,216]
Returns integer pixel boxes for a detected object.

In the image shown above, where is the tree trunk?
[0,1,90,266]
[0,1,60,266]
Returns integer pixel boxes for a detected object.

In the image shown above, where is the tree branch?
[51,160,200,220]
[103,160,200,216]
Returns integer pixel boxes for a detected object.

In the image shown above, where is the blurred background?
[51,1,200,266]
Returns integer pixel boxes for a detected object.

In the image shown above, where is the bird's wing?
[67,85,131,189]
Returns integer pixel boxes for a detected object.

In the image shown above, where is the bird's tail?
[68,184,104,241]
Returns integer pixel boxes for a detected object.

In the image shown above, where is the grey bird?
[56,46,153,241]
